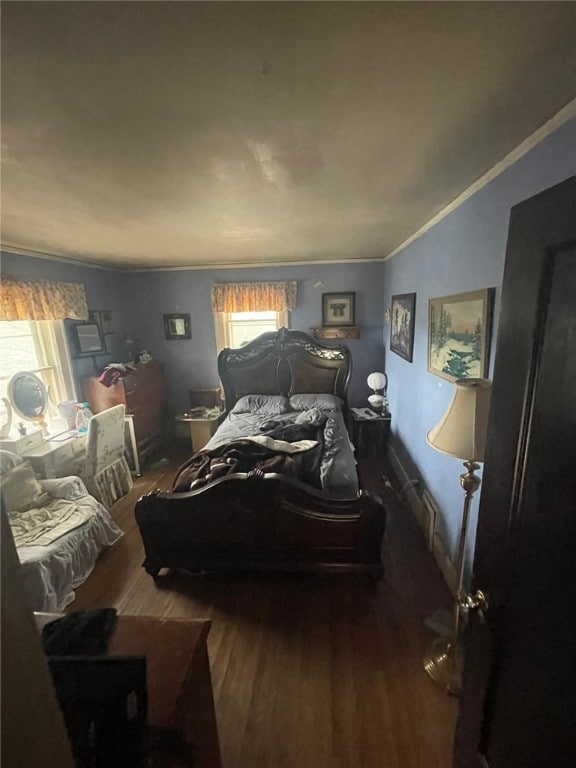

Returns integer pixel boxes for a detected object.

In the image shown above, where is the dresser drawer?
[23,434,86,478]
[0,429,44,456]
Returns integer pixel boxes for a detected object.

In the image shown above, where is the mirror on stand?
[7,371,50,437]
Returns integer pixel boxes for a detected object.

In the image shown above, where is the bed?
[135,328,386,578]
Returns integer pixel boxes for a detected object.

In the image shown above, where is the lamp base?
[423,635,464,696]
[368,393,385,412]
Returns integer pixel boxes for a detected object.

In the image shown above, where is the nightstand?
[349,409,391,457]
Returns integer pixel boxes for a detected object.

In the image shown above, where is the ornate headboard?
[217,328,352,412]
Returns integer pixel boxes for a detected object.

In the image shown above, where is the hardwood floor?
[70,444,458,768]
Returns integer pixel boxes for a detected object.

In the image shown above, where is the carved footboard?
[134,472,386,579]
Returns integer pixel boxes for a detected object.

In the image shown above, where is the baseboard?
[387,445,427,540]
[387,446,458,596]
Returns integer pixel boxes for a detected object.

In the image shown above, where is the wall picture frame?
[322,292,356,327]
[428,288,495,382]
[163,313,191,340]
[71,322,107,357]
[390,293,416,362]
[88,309,114,336]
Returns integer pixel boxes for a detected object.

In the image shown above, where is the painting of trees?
[428,289,494,382]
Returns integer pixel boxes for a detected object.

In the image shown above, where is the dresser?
[82,361,167,471]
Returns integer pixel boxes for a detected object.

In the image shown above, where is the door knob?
[459,589,489,620]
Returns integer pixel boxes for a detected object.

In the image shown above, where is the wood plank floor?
[70,444,458,768]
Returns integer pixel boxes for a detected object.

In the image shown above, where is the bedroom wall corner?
[381,116,576,589]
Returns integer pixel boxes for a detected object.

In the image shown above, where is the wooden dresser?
[82,361,167,470]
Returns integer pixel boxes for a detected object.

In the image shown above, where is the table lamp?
[367,371,388,412]
[423,377,492,695]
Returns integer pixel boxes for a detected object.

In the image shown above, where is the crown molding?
[0,245,123,271]
[384,98,576,262]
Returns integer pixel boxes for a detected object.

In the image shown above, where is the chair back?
[84,404,127,476]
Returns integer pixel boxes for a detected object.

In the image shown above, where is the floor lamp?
[423,378,492,696]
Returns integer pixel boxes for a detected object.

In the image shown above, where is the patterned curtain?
[0,277,88,321]
[211,281,297,313]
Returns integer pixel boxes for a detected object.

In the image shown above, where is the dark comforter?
[172,421,325,492]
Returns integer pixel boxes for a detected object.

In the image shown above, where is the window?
[214,310,288,354]
[0,320,76,409]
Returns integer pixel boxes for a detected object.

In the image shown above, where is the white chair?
[68,404,133,508]
[0,449,123,612]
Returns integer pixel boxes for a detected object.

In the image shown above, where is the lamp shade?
[367,371,387,391]
[427,378,492,462]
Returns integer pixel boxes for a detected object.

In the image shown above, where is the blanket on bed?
[172,421,325,492]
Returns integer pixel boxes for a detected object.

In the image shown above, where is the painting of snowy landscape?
[428,289,494,382]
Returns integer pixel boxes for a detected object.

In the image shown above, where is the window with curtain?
[0,276,88,417]
[211,281,296,354]
[0,320,77,409]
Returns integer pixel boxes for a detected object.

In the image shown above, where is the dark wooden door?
[453,176,576,768]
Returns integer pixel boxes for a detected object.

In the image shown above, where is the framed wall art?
[390,293,416,362]
[88,309,114,337]
[322,292,356,327]
[71,322,107,357]
[163,313,191,340]
[428,288,495,382]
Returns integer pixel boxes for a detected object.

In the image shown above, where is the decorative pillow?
[289,393,343,412]
[0,449,23,474]
[231,395,290,415]
[0,463,51,513]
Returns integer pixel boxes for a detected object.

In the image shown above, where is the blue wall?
[1,253,386,414]
[382,117,576,576]
[122,261,385,413]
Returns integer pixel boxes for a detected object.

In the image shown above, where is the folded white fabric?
[242,435,318,454]
[294,407,324,426]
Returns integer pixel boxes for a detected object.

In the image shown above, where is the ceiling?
[2,2,576,271]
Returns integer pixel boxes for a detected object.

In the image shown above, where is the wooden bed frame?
[135,328,387,579]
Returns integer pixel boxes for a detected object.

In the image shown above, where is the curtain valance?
[0,277,88,321]
[211,281,297,313]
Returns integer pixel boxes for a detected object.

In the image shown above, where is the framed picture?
[163,313,191,340]
[71,323,107,357]
[428,288,495,382]
[390,293,416,362]
[88,309,114,336]
[322,292,356,327]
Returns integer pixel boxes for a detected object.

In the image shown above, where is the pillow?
[231,395,290,416]
[0,449,23,474]
[0,463,51,513]
[289,393,343,412]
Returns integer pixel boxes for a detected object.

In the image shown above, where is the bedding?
[196,403,359,498]
[230,394,290,415]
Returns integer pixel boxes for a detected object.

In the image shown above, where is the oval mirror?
[8,371,49,433]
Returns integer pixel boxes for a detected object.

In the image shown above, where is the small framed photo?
[428,288,495,382]
[163,313,191,340]
[390,293,416,362]
[322,292,356,327]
